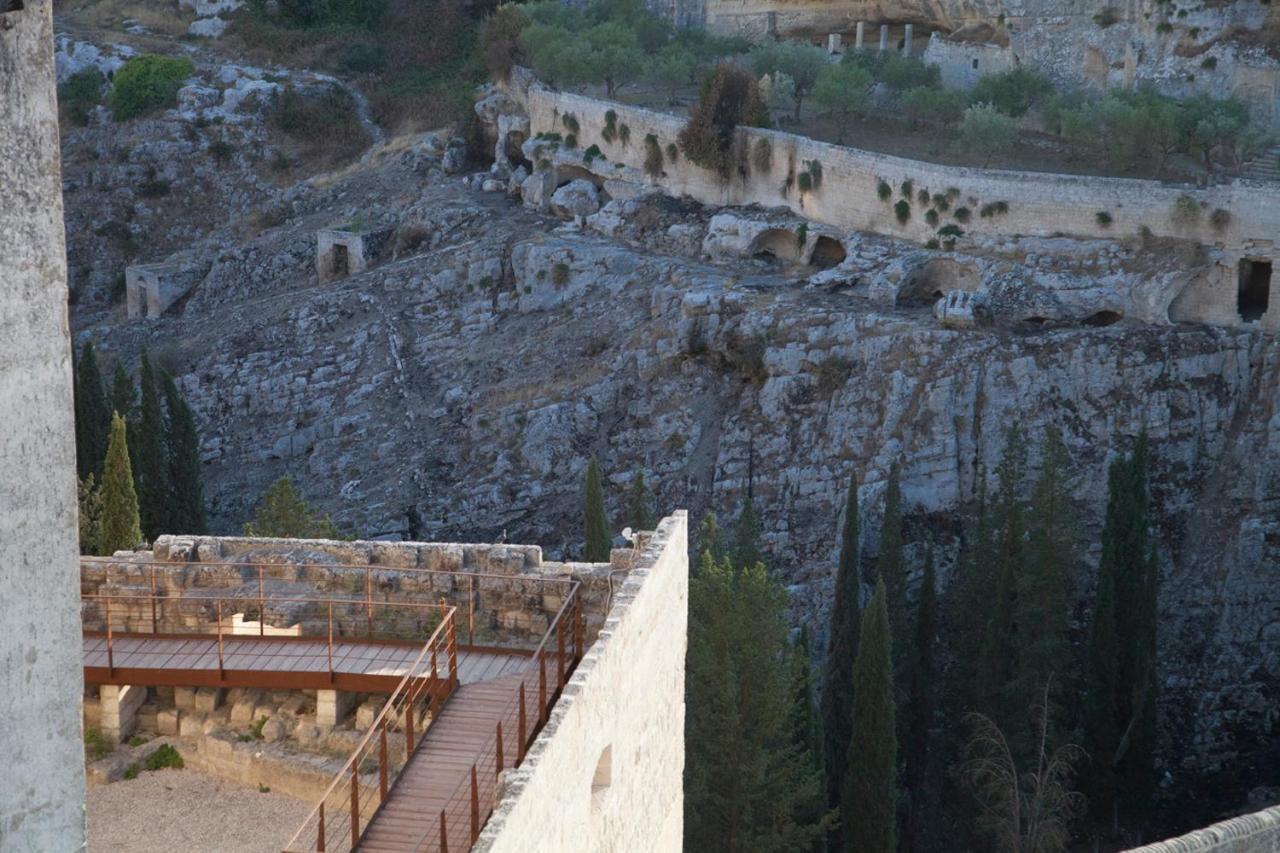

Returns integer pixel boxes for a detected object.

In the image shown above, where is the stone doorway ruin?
[1238,259,1272,323]
[810,235,847,268]
[332,243,349,279]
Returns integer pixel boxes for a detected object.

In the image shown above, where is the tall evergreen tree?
[1084,435,1158,825]
[907,546,937,794]
[822,475,861,851]
[877,463,906,646]
[1010,427,1075,752]
[732,496,764,570]
[844,576,898,853]
[133,351,170,540]
[98,413,142,555]
[110,361,136,422]
[698,510,724,565]
[625,470,656,531]
[78,475,104,556]
[244,477,340,538]
[162,371,206,534]
[73,341,111,480]
[789,626,824,769]
[685,551,833,852]
[583,456,611,561]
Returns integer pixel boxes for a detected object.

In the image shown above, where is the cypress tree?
[74,341,111,480]
[877,463,906,646]
[162,371,206,535]
[821,475,860,850]
[583,456,611,561]
[698,510,724,565]
[907,546,937,789]
[98,413,143,555]
[731,496,763,570]
[789,627,823,769]
[110,361,136,422]
[685,552,833,852]
[78,475,104,556]
[625,470,656,531]
[1084,435,1158,824]
[845,576,897,853]
[134,351,170,540]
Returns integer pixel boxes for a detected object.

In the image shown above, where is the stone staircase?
[1243,144,1280,182]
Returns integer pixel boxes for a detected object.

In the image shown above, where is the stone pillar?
[855,21,864,50]
[826,33,842,54]
[317,689,356,728]
[0,0,88,846]
[100,685,147,744]
[904,24,913,56]
[879,24,889,52]
[766,10,777,36]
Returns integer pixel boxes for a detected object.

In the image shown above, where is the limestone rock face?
[550,179,601,220]
[520,169,556,210]
[933,289,988,328]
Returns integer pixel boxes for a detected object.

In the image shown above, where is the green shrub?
[666,142,679,162]
[954,206,972,222]
[804,159,823,191]
[207,138,234,163]
[109,55,194,121]
[676,63,768,179]
[619,123,631,147]
[562,113,580,134]
[602,109,618,143]
[798,171,813,192]
[1173,194,1201,224]
[1201,56,1217,70]
[969,68,1054,117]
[900,179,913,198]
[479,4,530,81]
[753,138,772,173]
[931,192,949,211]
[1093,8,1119,26]
[937,224,964,238]
[60,68,106,127]
[644,133,664,177]
[268,84,369,166]
[1210,207,1231,230]
[901,85,964,128]
[925,238,940,249]
[894,200,910,224]
[84,728,113,761]
[250,716,269,739]
[1096,211,1114,227]
[925,209,940,226]
[143,744,185,771]
[877,180,892,201]
[796,222,809,249]
[123,763,141,780]
[959,103,1017,166]
[583,144,604,164]
[1156,21,1173,32]
[552,262,571,286]
[878,55,940,92]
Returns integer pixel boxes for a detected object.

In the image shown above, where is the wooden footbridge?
[80,558,586,853]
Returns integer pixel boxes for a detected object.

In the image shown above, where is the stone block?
[157,708,181,736]
[100,684,147,743]
[175,686,197,711]
[179,712,207,738]
[260,717,287,743]
[193,687,224,714]
[355,697,385,731]
[229,689,264,725]
[316,689,355,728]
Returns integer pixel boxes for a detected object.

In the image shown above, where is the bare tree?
[962,677,1086,853]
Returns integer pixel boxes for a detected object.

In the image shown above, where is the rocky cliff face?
[74,121,1279,826]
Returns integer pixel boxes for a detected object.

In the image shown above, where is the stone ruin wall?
[511,80,1280,329]
[475,512,688,853]
[1127,803,1280,852]
[87,533,635,648]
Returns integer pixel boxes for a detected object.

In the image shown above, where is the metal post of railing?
[106,595,114,677]
[448,612,459,687]
[150,566,158,634]
[216,599,225,678]
[574,592,584,661]
[467,574,474,645]
[379,719,389,803]
[350,761,360,850]
[538,653,547,725]
[495,721,504,777]
[470,765,480,843]
[257,564,265,637]
[365,566,373,638]
[406,688,416,754]
[557,617,566,688]
[327,602,335,683]
[316,802,325,852]
[439,810,449,853]
[518,683,527,762]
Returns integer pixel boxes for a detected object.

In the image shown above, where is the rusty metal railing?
[406,581,585,853]
[282,608,459,852]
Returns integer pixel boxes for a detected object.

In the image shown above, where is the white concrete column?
[317,689,356,728]
[879,24,889,52]
[855,21,864,50]
[100,685,147,743]
[826,33,842,54]
[0,0,88,845]
[904,24,913,56]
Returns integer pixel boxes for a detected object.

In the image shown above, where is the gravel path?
[87,770,314,853]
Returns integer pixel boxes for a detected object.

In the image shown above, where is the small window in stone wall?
[972,58,979,69]
[591,745,612,811]
[1238,259,1272,323]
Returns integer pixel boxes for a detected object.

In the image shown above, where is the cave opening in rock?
[1237,259,1271,323]
[505,131,532,173]
[810,236,847,268]
[1083,310,1122,327]
[332,243,349,279]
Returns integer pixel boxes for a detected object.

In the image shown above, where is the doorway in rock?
[1238,259,1272,323]
[332,243,349,279]
[810,236,847,268]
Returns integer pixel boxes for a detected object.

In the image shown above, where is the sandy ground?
[87,770,314,853]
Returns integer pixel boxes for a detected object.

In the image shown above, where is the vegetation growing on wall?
[677,63,769,179]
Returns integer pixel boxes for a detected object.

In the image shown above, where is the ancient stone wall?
[513,80,1280,328]
[1126,804,1280,852]
[474,512,688,853]
[0,0,89,847]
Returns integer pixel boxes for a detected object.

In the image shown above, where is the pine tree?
[583,456,611,561]
[625,470,656,531]
[98,413,142,555]
[134,351,170,540]
[877,463,906,647]
[162,371,206,535]
[822,475,861,849]
[74,341,111,480]
[110,361,136,422]
[686,552,833,852]
[844,576,897,853]
[907,546,937,793]
[790,626,823,769]
[697,510,724,565]
[1084,435,1158,824]
[245,477,340,538]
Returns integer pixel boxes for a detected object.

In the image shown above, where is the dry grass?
[60,0,194,37]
